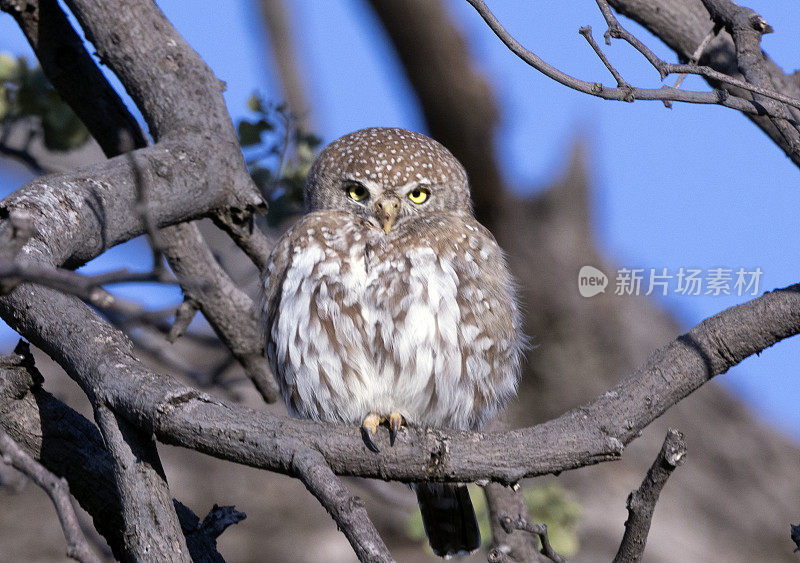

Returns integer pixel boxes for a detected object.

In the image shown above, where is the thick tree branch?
[174,501,246,563]
[5,278,793,487]
[0,343,241,561]
[0,140,262,269]
[4,0,277,403]
[0,0,147,153]
[0,341,126,558]
[1,226,798,559]
[257,0,313,130]
[0,0,273,558]
[2,1,798,558]
[144,283,800,484]
[613,429,687,562]
[699,0,799,159]
[0,429,100,563]
[92,402,191,562]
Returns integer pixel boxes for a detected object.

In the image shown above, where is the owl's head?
[304,128,471,233]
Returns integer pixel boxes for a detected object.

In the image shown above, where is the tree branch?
[494,515,565,563]
[607,0,800,168]
[257,0,313,131]
[613,429,687,562]
[484,483,543,562]
[0,260,176,306]
[6,279,793,489]
[92,403,192,561]
[145,283,800,484]
[292,448,393,562]
[0,342,242,560]
[5,0,276,404]
[160,222,279,402]
[0,429,100,563]
[699,0,799,159]
[465,0,800,120]
[174,501,246,563]
[0,0,147,153]
[1,0,273,557]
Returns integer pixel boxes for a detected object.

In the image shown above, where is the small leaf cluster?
[237,94,321,226]
[0,53,90,151]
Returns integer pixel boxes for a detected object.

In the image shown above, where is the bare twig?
[0,136,47,174]
[613,429,687,562]
[671,24,721,90]
[579,26,632,96]
[168,298,199,343]
[496,513,565,563]
[128,149,167,276]
[597,0,666,75]
[0,429,100,563]
[595,0,799,116]
[291,448,393,563]
[0,260,176,306]
[465,0,800,118]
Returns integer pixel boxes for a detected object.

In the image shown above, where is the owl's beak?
[374,197,400,234]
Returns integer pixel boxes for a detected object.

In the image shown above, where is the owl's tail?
[414,482,480,558]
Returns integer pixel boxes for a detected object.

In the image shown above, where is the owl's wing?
[258,223,296,380]
[258,211,378,421]
[444,214,524,428]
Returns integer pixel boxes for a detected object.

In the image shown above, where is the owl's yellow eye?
[347,183,369,202]
[408,187,430,204]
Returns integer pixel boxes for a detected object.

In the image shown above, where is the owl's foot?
[388,412,404,446]
[360,412,406,451]
[361,413,383,453]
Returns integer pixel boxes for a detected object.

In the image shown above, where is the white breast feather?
[269,219,519,430]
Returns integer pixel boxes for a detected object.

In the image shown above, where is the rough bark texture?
[613,429,687,562]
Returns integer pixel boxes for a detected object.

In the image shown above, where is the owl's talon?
[388,412,404,446]
[361,413,382,453]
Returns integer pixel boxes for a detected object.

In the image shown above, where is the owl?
[261,127,523,557]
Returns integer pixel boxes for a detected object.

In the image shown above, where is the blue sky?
[1,1,798,439]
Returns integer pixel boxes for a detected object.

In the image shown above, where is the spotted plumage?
[261,127,524,557]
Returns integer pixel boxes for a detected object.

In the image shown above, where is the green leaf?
[0,86,8,120]
[238,119,273,147]
[249,166,272,188]
[0,53,17,81]
[247,93,264,113]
